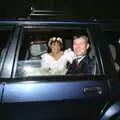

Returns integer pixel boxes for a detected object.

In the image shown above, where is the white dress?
[41,49,75,75]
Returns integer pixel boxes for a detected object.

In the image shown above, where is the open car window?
[14,27,100,78]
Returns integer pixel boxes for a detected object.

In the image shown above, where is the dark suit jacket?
[67,55,96,75]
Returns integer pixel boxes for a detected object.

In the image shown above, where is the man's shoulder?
[83,55,96,64]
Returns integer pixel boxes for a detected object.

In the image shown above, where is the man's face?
[73,37,89,56]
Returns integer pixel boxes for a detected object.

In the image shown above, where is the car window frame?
[0,25,16,75]
[0,25,21,78]
[11,23,102,79]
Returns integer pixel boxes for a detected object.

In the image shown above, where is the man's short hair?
[74,35,89,43]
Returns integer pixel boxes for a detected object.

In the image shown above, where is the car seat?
[108,44,120,72]
[88,43,98,75]
[29,41,48,60]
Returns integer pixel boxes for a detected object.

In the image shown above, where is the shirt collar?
[75,55,86,63]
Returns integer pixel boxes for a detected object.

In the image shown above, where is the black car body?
[0,19,120,120]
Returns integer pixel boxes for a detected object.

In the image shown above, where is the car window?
[14,27,100,78]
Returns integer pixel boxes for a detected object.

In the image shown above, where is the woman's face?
[51,41,61,53]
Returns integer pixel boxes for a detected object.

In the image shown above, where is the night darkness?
[0,0,120,19]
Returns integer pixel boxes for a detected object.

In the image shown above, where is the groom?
[67,35,96,75]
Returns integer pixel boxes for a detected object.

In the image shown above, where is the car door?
[1,21,113,120]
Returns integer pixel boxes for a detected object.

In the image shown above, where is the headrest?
[30,43,47,57]
[108,44,116,61]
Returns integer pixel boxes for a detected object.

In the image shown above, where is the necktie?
[73,59,80,70]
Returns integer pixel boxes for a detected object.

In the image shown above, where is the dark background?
[0,0,120,19]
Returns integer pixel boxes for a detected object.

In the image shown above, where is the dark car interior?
[104,30,120,74]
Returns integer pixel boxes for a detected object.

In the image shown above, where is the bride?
[41,37,74,75]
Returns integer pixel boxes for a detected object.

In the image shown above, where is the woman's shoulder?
[63,48,75,63]
[41,53,50,59]
[64,48,74,56]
